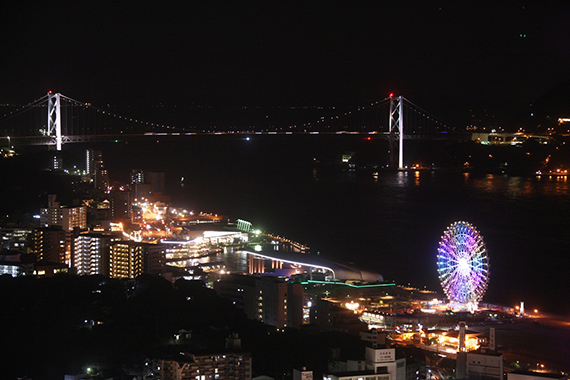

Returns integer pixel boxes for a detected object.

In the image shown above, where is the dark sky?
[2,1,569,126]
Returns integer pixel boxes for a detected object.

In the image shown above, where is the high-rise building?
[146,171,165,194]
[109,241,144,279]
[94,167,109,191]
[86,149,109,191]
[41,195,87,265]
[131,170,168,202]
[40,195,87,232]
[31,227,66,264]
[144,243,166,276]
[52,155,62,170]
[214,274,304,329]
[131,169,144,184]
[86,149,102,177]
[73,233,117,276]
[110,189,131,221]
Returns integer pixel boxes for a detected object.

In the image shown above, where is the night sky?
[1,1,570,126]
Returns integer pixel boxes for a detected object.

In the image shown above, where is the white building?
[365,348,406,380]
[507,370,567,380]
[73,233,118,276]
[40,195,87,232]
[324,348,406,380]
[466,351,503,380]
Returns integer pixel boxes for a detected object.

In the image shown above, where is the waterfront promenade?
[474,314,570,373]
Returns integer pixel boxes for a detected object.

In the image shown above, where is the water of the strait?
[83,135,570,316]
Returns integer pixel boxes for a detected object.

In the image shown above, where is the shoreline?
[474,313,570,373]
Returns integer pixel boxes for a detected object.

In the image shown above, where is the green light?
[300,280,395,288]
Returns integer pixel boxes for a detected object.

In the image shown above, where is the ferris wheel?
[437,221,489,309]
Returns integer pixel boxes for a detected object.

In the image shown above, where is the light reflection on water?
[99,138,570,315]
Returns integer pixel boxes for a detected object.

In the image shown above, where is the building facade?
[152,352,252,380]
[40,195,87,232]
[31,227,66,264]
[214,274,304,329]
[73,233,117,276]
[109,241,145,279]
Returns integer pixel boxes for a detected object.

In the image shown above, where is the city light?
[345,301,359,311]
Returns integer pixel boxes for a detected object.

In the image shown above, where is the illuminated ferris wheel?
[437,221,489,309]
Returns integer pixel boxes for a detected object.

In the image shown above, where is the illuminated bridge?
[1,92,460,168]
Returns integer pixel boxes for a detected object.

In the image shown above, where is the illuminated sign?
[372,348,395,363]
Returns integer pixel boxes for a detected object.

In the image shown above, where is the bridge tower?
[47,92,62,151]
[388,95,404,169]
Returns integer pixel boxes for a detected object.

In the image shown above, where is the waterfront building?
[214,274,303,329]
[465,350,504,380]
[132,170,169,202]
[425,328,486,353]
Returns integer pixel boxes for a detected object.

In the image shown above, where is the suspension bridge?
[0,92,459,169]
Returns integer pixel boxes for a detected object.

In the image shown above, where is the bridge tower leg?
[389,95,404,169]
[47,92,62,151]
